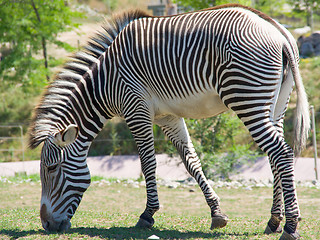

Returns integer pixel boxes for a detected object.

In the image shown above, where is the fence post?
[310,105,318,181]
[19,125,25,162]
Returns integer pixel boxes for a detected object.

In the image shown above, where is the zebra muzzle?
[40,203,71,232]
[42,218,71,232]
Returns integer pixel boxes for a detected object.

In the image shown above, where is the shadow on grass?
[67,226,258,239]
[70,227,218,239]
[0,227,258,239]
[0,229,46,239]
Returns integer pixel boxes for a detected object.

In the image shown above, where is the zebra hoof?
[135,217,154,228]
[264,215,283,234]
[279,230,301,240]
[264,224,282,234]
[210,213,228,229]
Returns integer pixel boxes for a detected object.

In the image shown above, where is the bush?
[186,111,261,180]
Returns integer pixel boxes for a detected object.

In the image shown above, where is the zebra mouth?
[42,218,71,232]
[58,219,71,232]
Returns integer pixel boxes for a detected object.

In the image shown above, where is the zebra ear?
[54,125,79,147]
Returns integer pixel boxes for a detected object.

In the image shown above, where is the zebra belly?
[154,90,228,120]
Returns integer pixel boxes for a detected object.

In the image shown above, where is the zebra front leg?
[135,151,159,228]
[125,109,159,228]
[157,116,228,229]
[135,151,159,229]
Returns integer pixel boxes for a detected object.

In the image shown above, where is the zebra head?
[39,125,91,232]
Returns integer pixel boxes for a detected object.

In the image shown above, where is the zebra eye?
[47,164,58,172]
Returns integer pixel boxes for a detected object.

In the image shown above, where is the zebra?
[29,4,310,240]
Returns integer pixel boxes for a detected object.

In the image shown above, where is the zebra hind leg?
[244,121,301,239]
[156,116,228,230]
[264,163,284,234]
[265,105,292,236]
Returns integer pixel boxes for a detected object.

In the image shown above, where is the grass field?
[0,176,319,239]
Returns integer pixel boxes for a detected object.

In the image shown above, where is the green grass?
[0,176,319,239]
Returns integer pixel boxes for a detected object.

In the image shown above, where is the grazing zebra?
[29,4,309,239]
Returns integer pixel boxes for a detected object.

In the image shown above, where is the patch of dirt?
[48,22,103,60]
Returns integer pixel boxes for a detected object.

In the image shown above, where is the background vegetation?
[1,0,320,179]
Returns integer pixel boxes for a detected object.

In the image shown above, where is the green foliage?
[285,0,320,25]
[186,113,246,153]
[0,72,60,162]
[0,0,82,86]
[254,0,288,16]
[0,1,83,161]
[0,173,40,183]
[90,175,105,182]
[0,2,81,114]
[186,112,258,180]
[89,119,175,156]
[201,144,259,180]
[174,0,215,10]
[292,57,320,154]
[173,0,295,19]
[173,0,251,11]
[89,120,137,156]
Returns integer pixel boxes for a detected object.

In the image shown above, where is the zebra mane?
[28,10,150,149]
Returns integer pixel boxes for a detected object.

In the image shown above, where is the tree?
[0,0,82,86]
[254,0,288,16]
[288,0,320,30]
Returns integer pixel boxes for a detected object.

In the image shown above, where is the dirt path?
[0,155,319,182]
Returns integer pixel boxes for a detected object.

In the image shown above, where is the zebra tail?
[284,44,310,156]
[294,73,310,156]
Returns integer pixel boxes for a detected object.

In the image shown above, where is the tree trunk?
[30,0,49,81]
[41,37,48,71]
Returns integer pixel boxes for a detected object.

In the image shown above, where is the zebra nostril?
[40,204,51,231]
[42,220,50,231]
[40,204,48,220]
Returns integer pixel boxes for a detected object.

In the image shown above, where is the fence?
[0,107,318,179]
[0,125,24,162]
